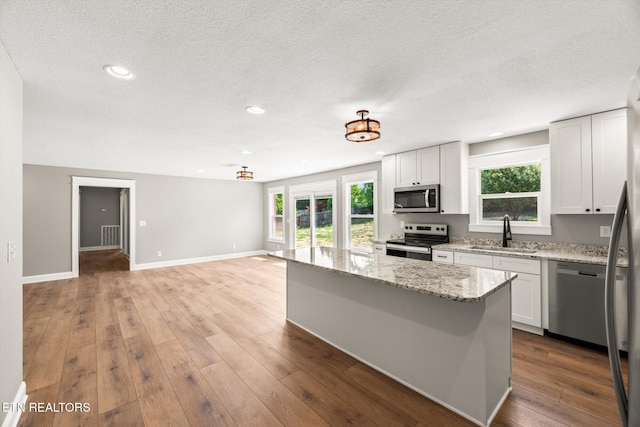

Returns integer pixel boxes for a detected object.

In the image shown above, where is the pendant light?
[236,166,254,180]
[345,110,380,142]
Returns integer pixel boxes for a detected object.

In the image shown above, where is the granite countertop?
[433,238,629,267]
[270,247,516,303]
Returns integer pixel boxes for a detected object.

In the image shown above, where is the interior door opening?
[72,177,136,277]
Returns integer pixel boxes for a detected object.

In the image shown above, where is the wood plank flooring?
[20,254,626,426]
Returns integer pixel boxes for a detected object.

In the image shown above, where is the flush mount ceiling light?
[236,166,254,180]
[489,132,504,137]
[345,110,380,142]
[103,64,135,80]
[246,106,266,114]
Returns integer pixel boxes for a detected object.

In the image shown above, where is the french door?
[292,190,335,249]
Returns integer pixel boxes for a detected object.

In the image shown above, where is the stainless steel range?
[385,223,449,261]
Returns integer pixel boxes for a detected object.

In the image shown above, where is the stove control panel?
[402,223,448,236]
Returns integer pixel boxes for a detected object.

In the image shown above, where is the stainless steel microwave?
[393,184,440,213]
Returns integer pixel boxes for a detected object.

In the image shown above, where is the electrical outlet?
[400,221,405,229]
[139,220,147,227]
[600,226,611,238]
[157,251,162,257]
[7,241,17,263]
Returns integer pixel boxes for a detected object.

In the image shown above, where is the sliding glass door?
[292,190,335,249]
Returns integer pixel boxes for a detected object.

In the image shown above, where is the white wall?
[0,40,23,425]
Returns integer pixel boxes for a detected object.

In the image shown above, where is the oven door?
[386,244,432,261]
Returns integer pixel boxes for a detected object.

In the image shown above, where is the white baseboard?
[133,250,267,271]
[23,271,73,284]
[1,381,27,427]
[79,246,120,252]
[22,251,268,282]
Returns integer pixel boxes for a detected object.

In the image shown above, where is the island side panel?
[482,284,513,424]
[286,261,511,426]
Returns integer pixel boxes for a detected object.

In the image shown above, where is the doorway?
[71,177,136,277]
[292,191,335,249]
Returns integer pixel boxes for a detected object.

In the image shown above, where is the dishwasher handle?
[556,267,605,279]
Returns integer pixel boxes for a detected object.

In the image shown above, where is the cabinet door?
[395,151,418,187]
[416,146,440,185]
[511,272,542,328]
[550,116,593,213]
[439,141,468,214]
[591,109,627,214]
[381,155,396,214]
[454,252,492,268]
[432,250,453,264]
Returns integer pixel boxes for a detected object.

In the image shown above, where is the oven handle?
[386,244,432,254]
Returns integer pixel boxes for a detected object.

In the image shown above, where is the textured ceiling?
[1,0,639,182]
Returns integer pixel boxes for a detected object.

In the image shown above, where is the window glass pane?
[295,198,311,248]
[350,182,374,215]
[481,164,541,195]
[314,196,333,247]
[350,217,374,249]
[482,197,538,221]
[271,193,283,240]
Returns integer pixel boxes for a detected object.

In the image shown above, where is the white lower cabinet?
[451,251,542,333]
[432,250,453,264]
[454,252,492,268]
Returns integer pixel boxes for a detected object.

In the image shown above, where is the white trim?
[288,180,336,195]
[342,171,378,251]
[72,177,136,278]
[468,146,551,236]
[133,250,267,271]
[79,246,120,252]
[23,271,73,284]
[267,186,285,244]
[1,381,27,427]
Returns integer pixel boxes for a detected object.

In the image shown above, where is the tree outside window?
[348,181,374,250]
[480,164,541,222]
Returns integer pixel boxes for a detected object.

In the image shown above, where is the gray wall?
[263,162,381,252]
[381,130,618,246]
[24,165,264,276]
[265,131,618,248]
[0,41,23,424]
[80,186,121,248]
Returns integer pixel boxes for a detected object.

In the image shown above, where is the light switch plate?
[139,220,146,227]
[600,226,611,238]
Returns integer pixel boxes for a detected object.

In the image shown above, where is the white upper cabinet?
[550,108,626,214]
[439,141,468,214]
[381,154,396,214]
[395,146,440,187]
[591,109,627,213]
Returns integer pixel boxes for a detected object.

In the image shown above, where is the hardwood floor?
[20,255,625,426]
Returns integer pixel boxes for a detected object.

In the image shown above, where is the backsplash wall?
[379,212,623,247]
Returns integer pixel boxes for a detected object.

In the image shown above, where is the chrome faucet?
[502,214,512,247]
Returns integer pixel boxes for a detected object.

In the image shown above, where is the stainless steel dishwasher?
[549,260,628,350]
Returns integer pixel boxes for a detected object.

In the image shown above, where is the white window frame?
[468,145,552,235]
[288,180,337,250]
[342,171,378,252]
[267,186,285,243]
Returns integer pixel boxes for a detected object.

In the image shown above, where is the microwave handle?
[425,190,430,208]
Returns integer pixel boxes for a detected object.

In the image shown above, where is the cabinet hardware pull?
[586,208,591,212]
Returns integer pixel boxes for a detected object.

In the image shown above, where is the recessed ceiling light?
[103,64,135,80]
[241,150,252,154]
[375,151,385,155]
[196,169,205,173]
[246,106,266,114]
[301,159,308,163]
[489,132,504,137]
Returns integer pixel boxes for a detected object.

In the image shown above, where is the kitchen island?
[271,247,517,427]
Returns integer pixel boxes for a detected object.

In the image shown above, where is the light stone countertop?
[432,238,628,267]
[270,247,516,303]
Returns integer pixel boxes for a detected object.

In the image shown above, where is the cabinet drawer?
[373,244,386,254]
[492,256,540,275]
[432,250,453,264]
[454,252,493,268]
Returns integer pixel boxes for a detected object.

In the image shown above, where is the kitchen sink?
[470,245,538,254]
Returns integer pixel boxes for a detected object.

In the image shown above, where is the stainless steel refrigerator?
[605,64,640,426]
